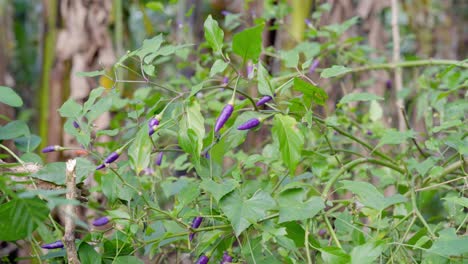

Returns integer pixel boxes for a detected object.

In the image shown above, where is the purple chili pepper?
[92,216,110,226]
[73,121,80,129]
[366,130,373,136]
[195,254,209,264]
[41,145,61,153]
[309,59,320,74]
[221,251,233,263]
[41,240,64,249]
[222,76,229,86]
[149,117,160,136]
[96,164,106,170]
[256,95,273,106]
[318,229,327,236]
[214,104,234,133]
[305,18,312,28]
[189,216,203,241]
[385,79,392,89]
[104,152,119,164]
[221,10,230,16]
[237,118,260,130]
[155,152,163,166]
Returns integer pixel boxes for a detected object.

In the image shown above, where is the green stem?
[0,144,24,165]
[202,85,258,111]
[323,214,342,249]
[410,173,435,239]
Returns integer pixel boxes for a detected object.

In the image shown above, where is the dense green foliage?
[1,3,467,263]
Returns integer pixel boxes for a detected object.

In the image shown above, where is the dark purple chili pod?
[96,164,106,170]
[195,254,209,264]
[73,121,80,129]
[189,216,203,241]
[221,10,230,16]
[256,95,273,106]
[41,145,61,153]
[318,229,327,237]
[104,152,119,164]
[385,79,392,90]
[305,18,312,28]
[155,152,163,166]
[237,118,260,130]
[366,130,373,136]
[148,116,160,136]
[308,59,320,74]
[92,216,110,226]
[41,240,64,249]
[221,251,233,263]
[214,104,234,133]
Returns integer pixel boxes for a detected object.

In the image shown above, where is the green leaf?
[339,92,384,105]
[75,70,104,77]
[272,114,304,173]
[85,96,112,123]
[14,135,41,152]
[320,247,350,264]
[128,125,152,174]
[350,242,383,264]
[320,65,351,78]
[278,188,324,223]
[209,59,228,77]
[220,190,275,236]
[340,180,407,211]
[428,229,468,257]
[113,256,144,264]
[145,2,164,12]
[281,49,299,68]
[78,242,102,264]
[178,100,205,157]
[293,77,328,105]
[75,157,96,183]
[376,129,416,148]
[257,63,274,97]
[204,15,224,53]
[59,98,82,118]
[32,162,66,185]
[0,120,30,140]
[134,34,164,63]
[232,24,264,62]
[200,179,238,202]
[0,198,49,241]
[443,197,468,208]
[0,86,23,107]
[83,87,105,113]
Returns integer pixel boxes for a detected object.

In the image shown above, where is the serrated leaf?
[200,179,238,202]
[278,188,324,223]
[204,15,224,53]
[59,98,82,118]
[0,86,23,107]
[209,59,228,77]
[257,63,274,97]
[220,190,275,236]
[0,198,49,241]
[272,114,304,172]
[232,24,264,62]
[293,77,328,105]
[320,65,351,78]
[340,180,407,211]
[339,92,383,105]
[128,125,152,174]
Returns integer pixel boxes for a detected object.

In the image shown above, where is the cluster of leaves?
[1,4,467,264]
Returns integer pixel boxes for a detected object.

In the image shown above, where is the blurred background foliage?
[1,1,466,161]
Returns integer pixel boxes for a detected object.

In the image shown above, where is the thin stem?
[391,0,405,132]
[0,144,24,165]
[400,108,428,158]
[409,173,435,239]
[323,215,342,249]
[202,85,258,111]
[305,219,313,264]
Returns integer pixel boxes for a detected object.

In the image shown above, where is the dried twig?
[64,159,81,264]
